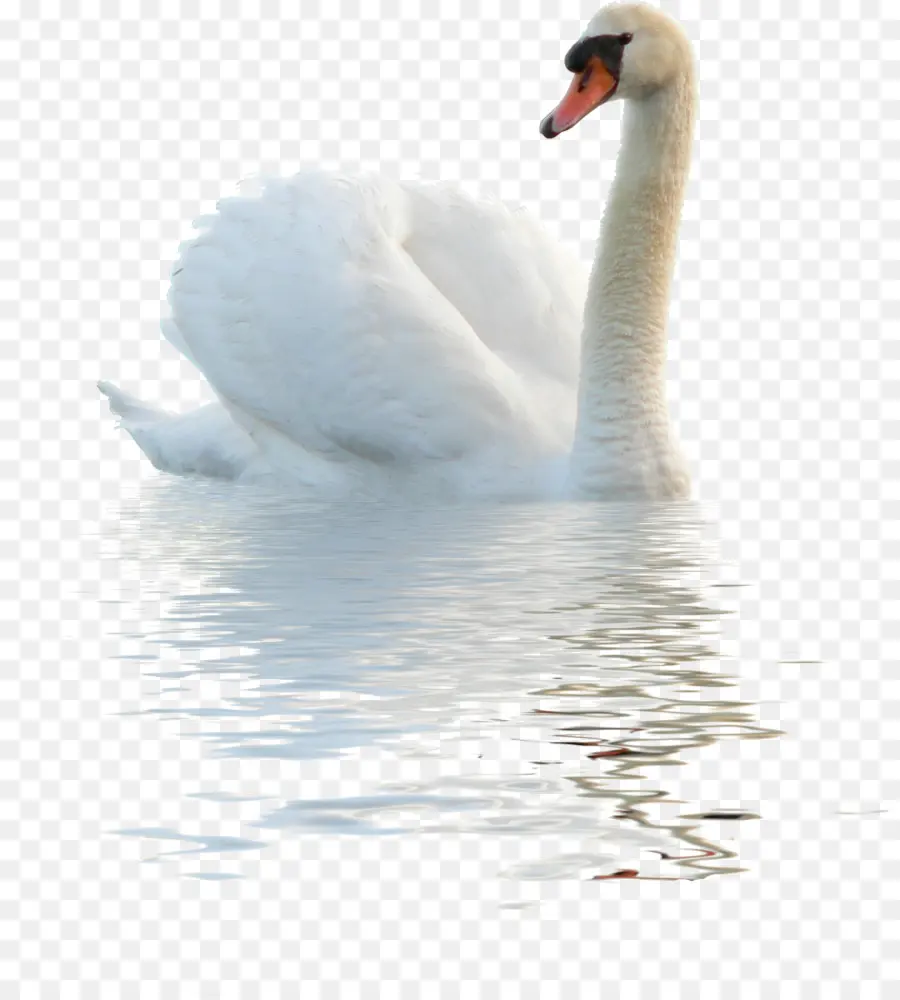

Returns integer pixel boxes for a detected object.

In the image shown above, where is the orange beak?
[540,56,619,138]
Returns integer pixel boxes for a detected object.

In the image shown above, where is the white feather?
[106,171,586,494]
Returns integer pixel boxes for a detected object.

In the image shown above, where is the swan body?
[102,4,696,500]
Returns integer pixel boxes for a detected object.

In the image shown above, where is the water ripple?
[105,480,784,882]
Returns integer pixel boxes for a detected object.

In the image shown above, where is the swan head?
[540,3,693,138]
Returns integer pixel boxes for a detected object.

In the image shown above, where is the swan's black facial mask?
[564,33,630,76]
[540,33,633,139]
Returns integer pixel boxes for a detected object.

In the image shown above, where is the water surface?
[107,480,782,882]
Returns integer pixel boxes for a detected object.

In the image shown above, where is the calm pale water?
[97,479,799,884]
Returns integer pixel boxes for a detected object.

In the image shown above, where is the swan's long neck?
[569,71,695,498]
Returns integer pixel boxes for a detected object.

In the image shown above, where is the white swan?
[100,3,696,500]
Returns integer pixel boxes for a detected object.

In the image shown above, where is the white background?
[3,1,896,994]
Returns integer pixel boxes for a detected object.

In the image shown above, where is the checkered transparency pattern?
[3,0,896,996]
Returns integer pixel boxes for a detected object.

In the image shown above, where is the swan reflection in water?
[112,480,781,882]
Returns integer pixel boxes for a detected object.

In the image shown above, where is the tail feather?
[98,380,257,479]
[97,380,169,423]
